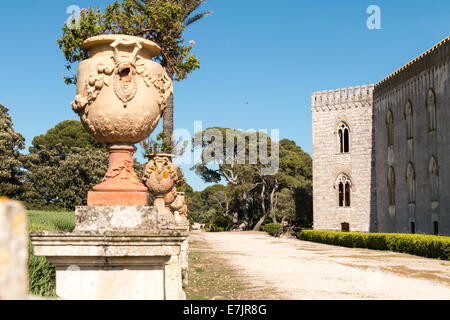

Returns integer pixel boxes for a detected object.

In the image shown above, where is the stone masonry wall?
[311,85,376,232]
[374,37,450,235]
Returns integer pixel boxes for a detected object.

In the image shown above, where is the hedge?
[263,223,283,237]
[297,230,450,260]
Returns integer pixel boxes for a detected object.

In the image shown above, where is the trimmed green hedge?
[263,223,283,237]
[297,230,450,260]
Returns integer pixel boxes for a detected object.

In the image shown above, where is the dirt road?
[190,231,450,300]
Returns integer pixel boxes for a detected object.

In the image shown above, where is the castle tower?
[311,85,376,232]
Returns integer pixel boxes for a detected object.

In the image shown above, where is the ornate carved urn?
[143,153,178,210]
[71,35,173,206]
[170,192,188,221]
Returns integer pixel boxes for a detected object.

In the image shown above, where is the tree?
[58,0,210,144]
[29,120,103,152]
[22,145,108,210]
[192,127,281,230]
[132,0,211,143]
[192,128,313,231]
[272,188,296,226]
[0,105,25,198]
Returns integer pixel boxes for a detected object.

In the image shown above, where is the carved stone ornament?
[143,153,178,198]
[334,173,352,189]
[170,192,186,212]
[71,34,173,145]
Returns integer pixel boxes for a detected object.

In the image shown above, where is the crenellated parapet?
[311,84,374,112]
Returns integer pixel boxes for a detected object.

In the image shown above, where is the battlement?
[311,84,374,111]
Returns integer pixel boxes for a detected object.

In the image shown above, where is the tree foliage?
[22,145,108,210]
[20,120,107,209]
[30,120,103,152]
[190,127,313,231]
[58,0,205,84]
[0,105,25,198]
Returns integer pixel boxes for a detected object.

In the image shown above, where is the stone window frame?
[406,162,416,205]
[404,100,414,140]
[386,110,394,148]
[336,122,350,154]
[426,89,437,133]
[428,156,439,203]
[388,166,396,207]
[334,173,352,208]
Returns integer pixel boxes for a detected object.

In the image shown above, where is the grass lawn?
[27,210,75,297]
[28,210,75,232]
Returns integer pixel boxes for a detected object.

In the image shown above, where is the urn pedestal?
[87,144,148,206]
[30,206,187,300]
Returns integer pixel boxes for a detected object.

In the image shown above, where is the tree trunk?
[238,191,250,230]
[270,180,279,223]
[253,181,267,231]
[163,92,174,145]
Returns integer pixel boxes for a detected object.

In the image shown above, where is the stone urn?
[143,153,178,210]
[179,203,189,220]
[164,187,178,210]
[70,34,173,206]
[170,192,186,221]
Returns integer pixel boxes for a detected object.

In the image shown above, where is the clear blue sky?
[0,0,449,191]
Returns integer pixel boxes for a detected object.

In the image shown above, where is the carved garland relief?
[71,39,173,115]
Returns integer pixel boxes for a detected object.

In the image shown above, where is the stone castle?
[311,35,450,236]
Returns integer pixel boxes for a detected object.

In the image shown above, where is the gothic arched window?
[406,163,416,204]
[388,167,396,206]
[386,110,394,147]
[427,89,436,132]
[335,174,351,207]
[429,156,439,201]
[337,122,350,153]
[405,101,413,139]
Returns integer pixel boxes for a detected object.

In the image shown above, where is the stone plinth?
[31,206,188,300]
[174,218,190,287]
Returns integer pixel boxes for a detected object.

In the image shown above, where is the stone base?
[87,191,148,206]
[30,206,189,300]
[30,230,187,300]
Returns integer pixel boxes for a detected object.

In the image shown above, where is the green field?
[27,210,75,297]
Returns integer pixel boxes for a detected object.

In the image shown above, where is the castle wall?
[311,85,376,232]
[374,37,450,235]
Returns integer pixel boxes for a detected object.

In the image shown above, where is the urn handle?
[110,38,143,67]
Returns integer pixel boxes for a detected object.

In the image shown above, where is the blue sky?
[0,0,449,191]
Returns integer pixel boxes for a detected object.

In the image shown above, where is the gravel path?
[190,231,450,300]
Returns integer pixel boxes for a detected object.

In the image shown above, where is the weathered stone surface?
[374,36,450,235]
[30,229,187,300]
[311,85,376,232]
[75,205,188,232]
[75,206,158,232]
[32,205,188,300]
[0,200,28,300]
